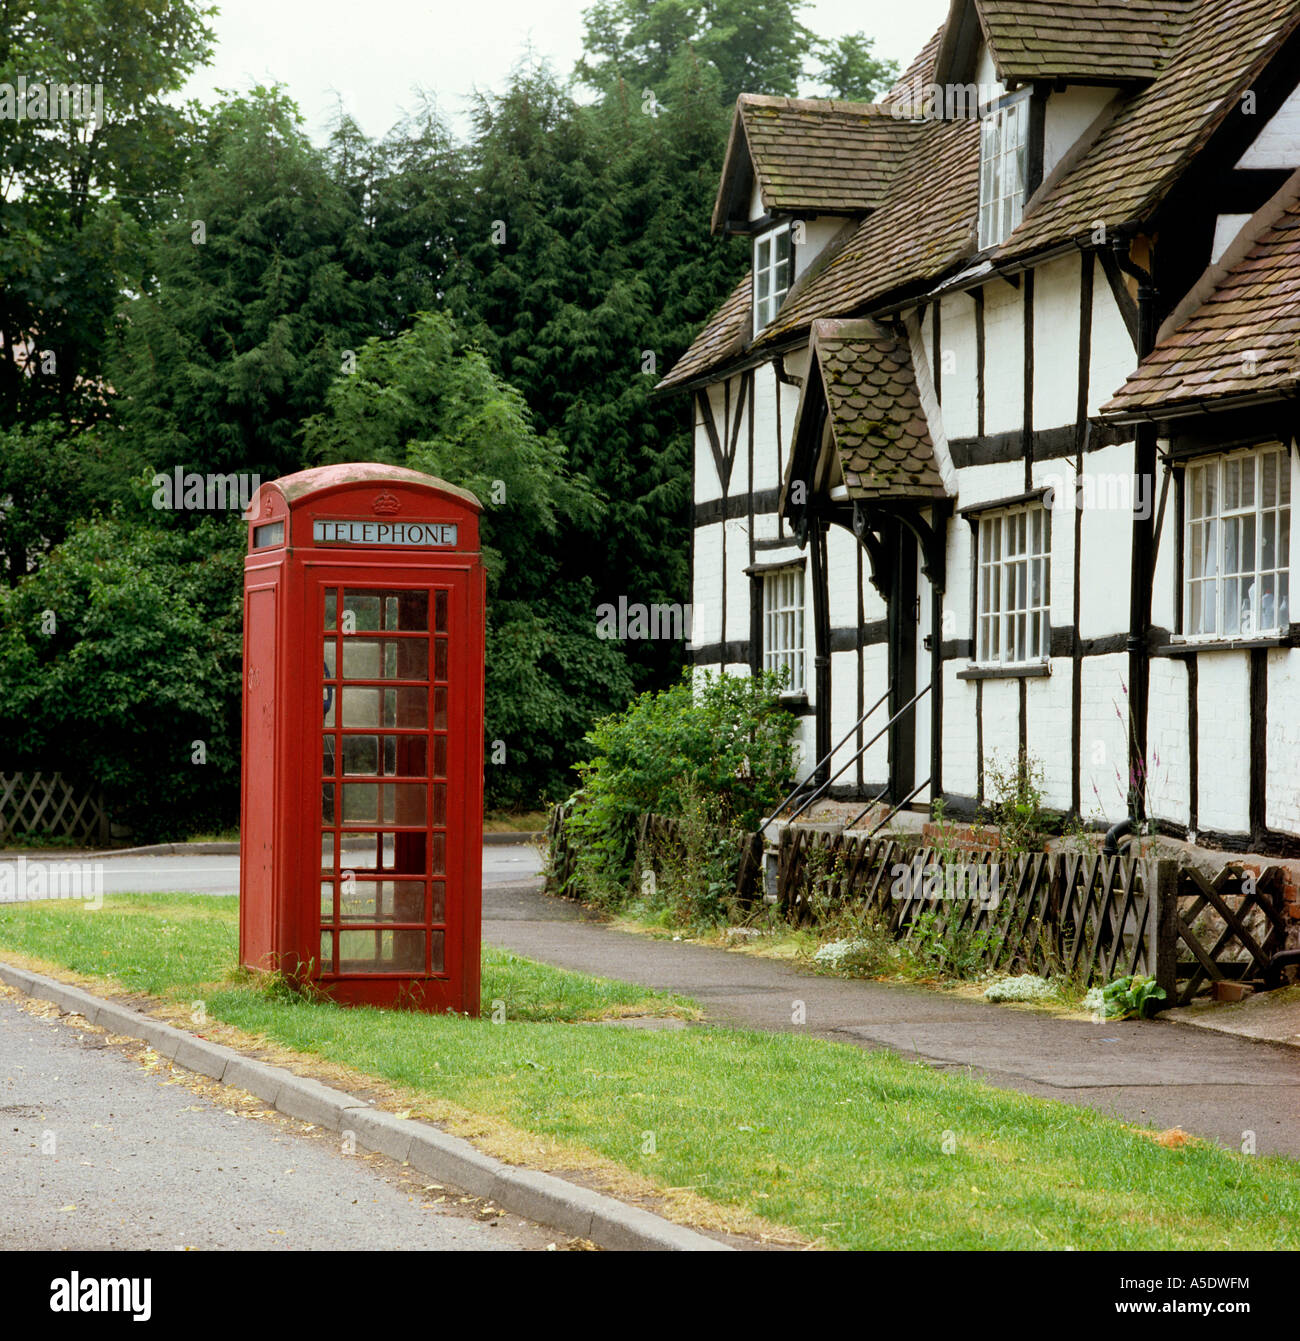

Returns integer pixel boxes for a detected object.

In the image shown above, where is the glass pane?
[324,642,336,677]
[320,931,334,973]
[431,881,446,923]
[1263,450,1277,508]
[434,639,448,681]
[321,833,336,871]
[431,783,447,825]
[431,832,446,875]
[433,688,448,730]
[433,734,448,777]
[389,735,427,776]
[325,590,337,631]
[342,735,379,775]
[340,880,425,923]
[383,832,426,874]
[342,639,428,681]
[342,590,382,632]
[394,687,427,728]
[430,931,445,974]
[321,881,334,919]
[339,928,424,973]
[340,687,379,727]
[321,782,335,824]
[323,735,336,775]
[435,589,448,632]
[341,782,427,826]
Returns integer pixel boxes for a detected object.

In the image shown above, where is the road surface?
[0,989,558,1250]
[1,844,544,898]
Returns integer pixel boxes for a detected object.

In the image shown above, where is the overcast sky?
[182,0,951,142]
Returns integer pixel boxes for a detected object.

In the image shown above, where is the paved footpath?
[485,881,1300,1159]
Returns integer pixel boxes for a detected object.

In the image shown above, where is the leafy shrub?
[982,751,1049,855]
[0,510,244,841]
[1084,974,1167,1020]
[565,669,796,903]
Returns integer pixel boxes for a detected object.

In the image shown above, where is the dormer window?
[978,94,1028,249]
[754,223,793,330]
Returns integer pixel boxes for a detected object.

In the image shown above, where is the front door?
[316,579,464,990]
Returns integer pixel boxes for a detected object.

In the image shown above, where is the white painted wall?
[1078,653,1130,823]
[1267,648,1300,832]
[1236,81,1300,170]
[1211,214,1252,264]
[1025,667,1073,810]
[1147,658,1190,828]
[1076,441,1135,640]
[935,291,979,442]
[1195,653,1251,833]
[981,279,1024,435]
[1032,253,1082,430]
[1042,86,1114,180]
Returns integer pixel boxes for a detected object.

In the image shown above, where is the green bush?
[0,510,244,841]
[564,669,797,903]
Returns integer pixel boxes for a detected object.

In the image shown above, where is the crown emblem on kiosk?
[372,492,402,515]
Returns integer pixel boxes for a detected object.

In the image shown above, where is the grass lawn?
[1,894,1298,1250]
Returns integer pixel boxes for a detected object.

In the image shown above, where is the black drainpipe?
[1112,235,1158,827]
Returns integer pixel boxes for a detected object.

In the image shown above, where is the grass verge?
[1,894,1298,1249]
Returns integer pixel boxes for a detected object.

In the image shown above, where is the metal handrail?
[758,687,890,836]
[864,775,932,838]
[760,682,931,836]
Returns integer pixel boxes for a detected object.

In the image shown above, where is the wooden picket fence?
[776,825,1287,998]
[0,772,109,845]
[635,811,765,908]
[546,806,1291,1001]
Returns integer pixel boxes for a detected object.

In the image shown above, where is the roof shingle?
[1101,180,1300,416]
[802,318,947,500]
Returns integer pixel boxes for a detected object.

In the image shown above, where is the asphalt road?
[0,990,556,1250]
[2,844,544,897]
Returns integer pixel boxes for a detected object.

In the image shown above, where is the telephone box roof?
[265,463,483,512]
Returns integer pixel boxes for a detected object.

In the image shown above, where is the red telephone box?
[239,463,486,1013]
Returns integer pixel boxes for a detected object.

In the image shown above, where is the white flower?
[983,974,1058,1003]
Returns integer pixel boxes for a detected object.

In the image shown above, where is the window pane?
[340,880,425,923]
[339,928,424,974]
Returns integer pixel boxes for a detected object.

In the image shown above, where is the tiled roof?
[1101,180,1300,416]
[662,0,1300,390]
[719,96,917,223]
[998,0,1300,260]
[977,0,1191,83]
[756,113,980,348]
[656,271,752,391]
[881,25,944,108]
[805,318,947,499]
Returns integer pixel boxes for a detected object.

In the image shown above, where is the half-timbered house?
[659,0,1300,854]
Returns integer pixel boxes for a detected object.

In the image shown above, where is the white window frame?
[762,566,805,693]
[978,93,1028,250]
[1183,443,1291,639]
[753,222,793,331]
[975,502,1052,665]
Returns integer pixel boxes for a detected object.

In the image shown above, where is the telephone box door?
[313,572,479,1007]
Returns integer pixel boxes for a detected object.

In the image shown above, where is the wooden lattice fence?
[636,812,764,909]
[0,773,109,845]
[544,800,576,897]
[547,805,1291,1001]
[773,825,1286,998]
